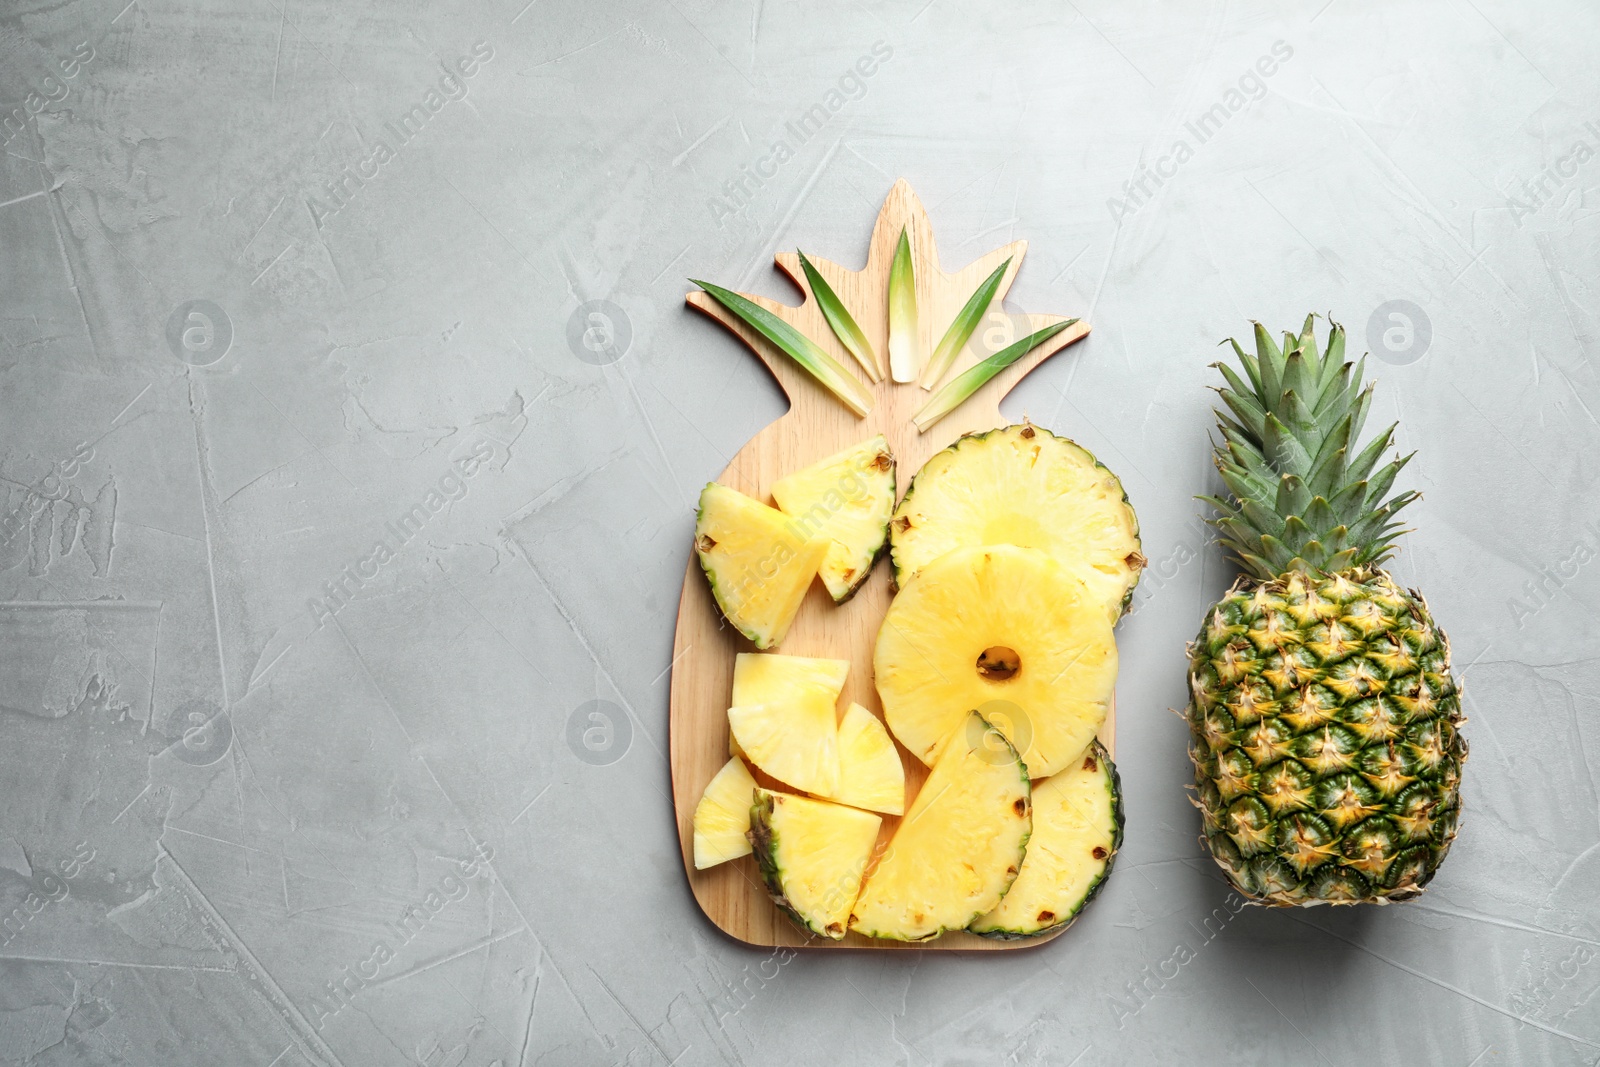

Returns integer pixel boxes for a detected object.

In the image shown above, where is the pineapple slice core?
[849,711,1031,941]
[695,482,826,649]
[692,757,759,869]
[770,435,897,602]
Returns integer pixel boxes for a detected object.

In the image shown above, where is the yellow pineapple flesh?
[970,741,1122,936]
[770,435,897,602]
[692,757,759,869]
[833,702,904,815]
[695,482,827,649]
[848,711,1030,941]
[874,544,1117,778]
[890,424,1143,621]
[750,789,882,939]
[725,652,847,770]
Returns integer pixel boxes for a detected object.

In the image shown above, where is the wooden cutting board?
[669,179,1111,950]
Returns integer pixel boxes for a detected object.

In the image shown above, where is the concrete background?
[0,0,1597,1063]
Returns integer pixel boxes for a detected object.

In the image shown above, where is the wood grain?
[669,180,1114,950]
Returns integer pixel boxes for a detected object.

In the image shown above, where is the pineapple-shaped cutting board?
[670,180,1107,949]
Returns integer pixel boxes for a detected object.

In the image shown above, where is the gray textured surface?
[0,0,1597,1063]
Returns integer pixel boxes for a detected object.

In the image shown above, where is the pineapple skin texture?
[1187,568,1466,906]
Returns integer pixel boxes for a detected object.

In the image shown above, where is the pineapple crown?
[1202,313,1418,581]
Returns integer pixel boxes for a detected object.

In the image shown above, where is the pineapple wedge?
[970,741,1123,937]
[849,711,1030,941]
[874,544,1117,779]
[890,424,1143,621]
[692,757,760,869]
[726,652,847,767]
[729,703,840,798]
[695,483,827,649]
[750,789,882,939]
[770,435,897,602]
[833,702,905,815]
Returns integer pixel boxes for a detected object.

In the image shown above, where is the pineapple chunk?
[874,544,1117,778]
[890,424,1143,621]
[695,482,827,649]
[726,652,848,767]
[971,741,1122,937]
[770,435,897,602]
[692,757,760,869]
[731,652,849,709]
[750,789,882,939]
[849,711,1030,941]
[729,704,839,798]
[833,703,904,815]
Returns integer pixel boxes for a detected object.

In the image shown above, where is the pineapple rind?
[695,482,827,649]
[749,789,882,939]
[1192,316,1465,906]
[969,740,1124,938]
[693,757,760,869]
[889,423,1143,620]
[1187,568,1465,906]
[848,712,1031,942]
[771,435,897,603]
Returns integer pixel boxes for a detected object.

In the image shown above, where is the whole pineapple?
[1187,315,1466,905]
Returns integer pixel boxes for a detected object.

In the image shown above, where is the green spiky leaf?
[921,257,1011,389]
[1201,315,1420,579]
[797,250,881,382]
[693,280,874,417]
[887,228,920,383]
[1365,454,1413,508]
[912,320,1073,432]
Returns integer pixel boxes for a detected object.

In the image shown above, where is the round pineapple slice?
[770,435,896,602]
[970,741,1123,937]
[889,423,1144,620]
[692,757,759,870]
[750,789,882,939]
[874,544,1117,778]
[848,711,1030,941]
[833,702,905,816]
[695,482,828,649]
